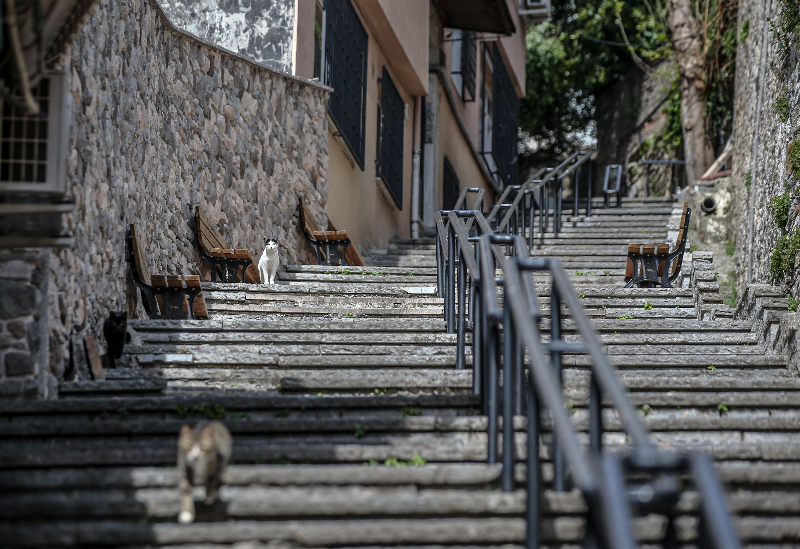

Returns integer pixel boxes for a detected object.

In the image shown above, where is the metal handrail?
[434,210,742,549]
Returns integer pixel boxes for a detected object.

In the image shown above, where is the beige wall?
[325,4,417,251]
[499,0,527,97]
[354,0,429,96]
[436,86,497,209]
[293,0,318,78]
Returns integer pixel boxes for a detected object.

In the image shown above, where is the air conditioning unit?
[519,0,550,23]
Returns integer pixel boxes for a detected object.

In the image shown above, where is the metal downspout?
[411,95,421,239]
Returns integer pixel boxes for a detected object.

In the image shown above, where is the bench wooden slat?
[195,206,229,253]
[166,275,183,288]
[346,242,365,267]
[299,197,365,267]
[129,225,152,287]
[85,334,105,381]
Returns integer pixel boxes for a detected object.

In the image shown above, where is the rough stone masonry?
[0,0,331,398]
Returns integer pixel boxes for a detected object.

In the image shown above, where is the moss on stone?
[770,231,800,280]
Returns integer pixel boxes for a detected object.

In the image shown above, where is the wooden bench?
[129,224,208,319]
[195,206,259,283]
[298,198,364,266]
[625,202,691,288]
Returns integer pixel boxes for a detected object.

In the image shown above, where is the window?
[0,72,71,195]
[480,44,519,189]
[443,157,460,210]
[323,0,368,168]
[313,0,324,80]
[450,30,477,102]
[376,66,404,209]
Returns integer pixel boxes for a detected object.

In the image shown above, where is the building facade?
[166,0,532,249]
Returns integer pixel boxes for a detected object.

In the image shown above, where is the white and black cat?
[177,420,232,524]
[258,238,279,284]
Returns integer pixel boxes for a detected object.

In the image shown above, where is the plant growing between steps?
[640,404,652,416]
[401,407,421,417]
[175,404,226,420]
[643,302,653,310]
[384,454,426,467]
[619,313,635,319]
[354,425,368,438]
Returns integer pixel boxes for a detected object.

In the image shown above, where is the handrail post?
[589,371,603,456]
[456,246,467,370]
[573,166,580,218]
[486,322,499,464]
[502,303,516,492]
[473,246,483,397]
[550,284,565,491]
[586,160,593,217]
[446,222,456,333]
[436,230,444,298]
[525,376,541,549]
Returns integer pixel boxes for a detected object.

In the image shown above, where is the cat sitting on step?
[177,420,232,524]
[258,238,279,284]
[103,311,130,369]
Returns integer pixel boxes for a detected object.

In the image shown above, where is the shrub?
[770,184,792,230]
[770,231,800,280]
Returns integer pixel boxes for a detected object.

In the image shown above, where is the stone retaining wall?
[731,0,800,292]
[0,0,330,398]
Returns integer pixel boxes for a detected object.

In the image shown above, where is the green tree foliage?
[521,0,738,161]
[521,0,668,158]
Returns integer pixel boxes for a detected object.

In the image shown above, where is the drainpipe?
[411,95,421,239]
[747,0,772,283]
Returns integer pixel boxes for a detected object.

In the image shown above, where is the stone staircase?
[1,197,799,547]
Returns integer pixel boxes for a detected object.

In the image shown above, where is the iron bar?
[502,302,516,492]
[525,377,541,549]
[550,284,565,492]
[589,371,602,455]
[456,246,466,370]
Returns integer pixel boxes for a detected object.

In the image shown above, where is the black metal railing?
[461,31,477,101]
[482,43,519,190]
[486,151,592,243]
[377,66,404,208]
[324,0,368,168]
[434,209,743,549]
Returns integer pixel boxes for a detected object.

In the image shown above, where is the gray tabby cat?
[177,420,232,523]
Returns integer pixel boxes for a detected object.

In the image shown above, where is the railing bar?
[502,303,516,492]
[539,260,654,448]
[597,455,639,549]
[498,254,598,493]
[690,453,743,549]
[525,377,541,549]
[456,246,467,370]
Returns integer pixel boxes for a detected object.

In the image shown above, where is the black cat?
[103,311,130,369]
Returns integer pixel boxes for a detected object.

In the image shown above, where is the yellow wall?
[325,19,417,252]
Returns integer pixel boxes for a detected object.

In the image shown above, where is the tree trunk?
[667,0,715,183]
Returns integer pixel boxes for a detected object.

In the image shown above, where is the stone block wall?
[0,251,49,399]
[731,0,800,292]
[159,0,296,74]
[0,0,330,398]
